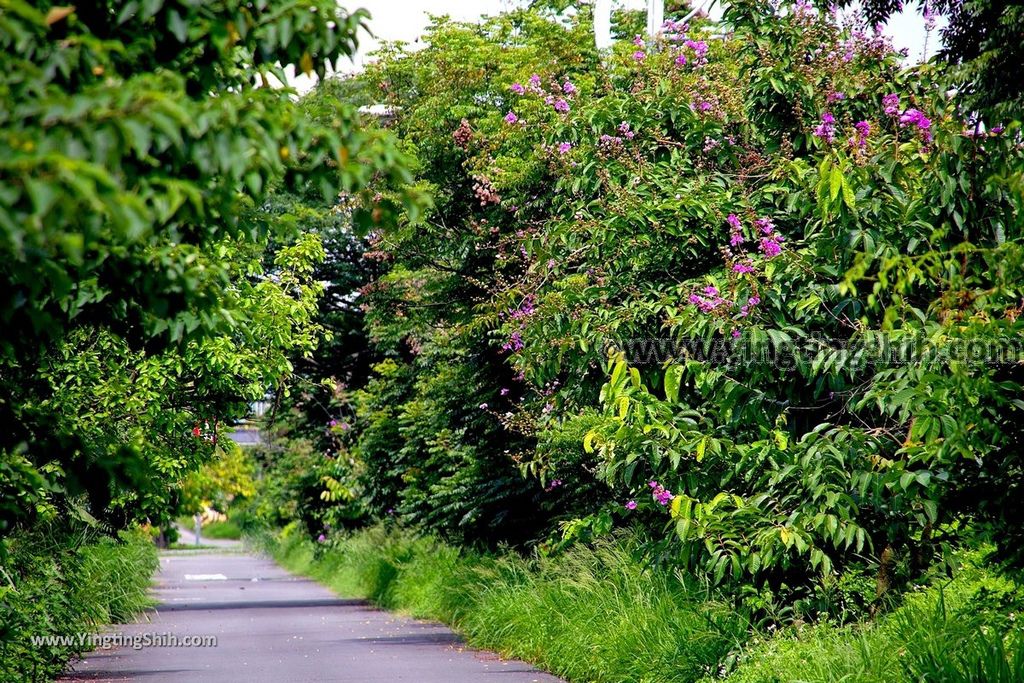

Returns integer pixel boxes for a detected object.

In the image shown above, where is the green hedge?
[0,528,157,683]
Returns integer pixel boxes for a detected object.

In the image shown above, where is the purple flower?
[754,217,775,235]
[557,142,572,154]
[690,287,730,313]
[625,500,638,510]
[510,82,525,95]
[562,81,576,95]
[500,387,510,396]
[553,98,570,113]
[733,262,755,274]
[760,237,783,258]
[528,73,541,87]
[504,111,518,124]
[633,35,645,47]
[684,39,709,59]
[479,403,489,410]
[633,50,646,62]
[850,120,871,149]
[732,329,741,338]
[317,534,327,543]
[883,93,900,116]
[923,2,937,31]
[648,480,674,506]
[502,331,525,352]
[328,419,337,427]
[748,296,761,306]
[727,214,745,246]
[813,112,836,143]
[900,108,933,142]
[618,122,635,139]
[827,91,846,103]
[675,53,688,67]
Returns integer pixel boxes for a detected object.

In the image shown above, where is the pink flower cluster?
[508,74,577,118]
[813,112,836,143]
[883,93,900,116]
[899,108,933,143]
[727,214,744,247]
[756,217,783,259]
[502,295,536,352]
[849,120,871,149]
[689,285,730,313]
[649,480,674,506]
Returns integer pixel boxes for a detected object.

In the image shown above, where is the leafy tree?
[0,0,415,534]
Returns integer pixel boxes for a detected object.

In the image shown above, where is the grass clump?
[717,551,1024,683]
[0,527,157,683]
[199,519,241,540]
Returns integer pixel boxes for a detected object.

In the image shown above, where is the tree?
[0,0,415,533]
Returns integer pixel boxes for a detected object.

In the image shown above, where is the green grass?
[259,524,748,683]
[0,528,158,682]
[258,525,1024,683]
[716,552,1024,683]
[200,519,241,540]
[175,517,242,540]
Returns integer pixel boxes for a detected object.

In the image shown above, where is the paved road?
[60,549,562,682]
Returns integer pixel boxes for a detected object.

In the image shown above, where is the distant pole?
[646,0,664,39]
[194,513,202,546]
[594,0,612,51]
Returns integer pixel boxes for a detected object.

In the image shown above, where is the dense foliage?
[257,0,1024,628]
[0,0,413,533]
[0,529,157,682]
[0,1,412,677]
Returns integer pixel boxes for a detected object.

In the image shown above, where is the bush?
[719,551,1024,683]
[0,528,157,683]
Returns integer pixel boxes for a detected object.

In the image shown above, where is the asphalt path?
[60,548,562,682]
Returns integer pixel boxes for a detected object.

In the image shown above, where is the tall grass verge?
[258,523,749,683]
[0,527,158,682]
[259,525,1024,683]
[716,550,1024,683]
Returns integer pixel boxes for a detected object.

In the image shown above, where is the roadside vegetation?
[261,524,1024,682]
[0,1,413,679]
[2,0,1022,681]
[243,1,1024,681]
[0,529,156,682]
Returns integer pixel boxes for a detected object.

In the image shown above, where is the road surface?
[60,548,562,682]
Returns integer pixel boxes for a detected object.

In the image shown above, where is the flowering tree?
[297,1,1021,611]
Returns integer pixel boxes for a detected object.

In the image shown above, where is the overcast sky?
[287,1,944,90]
